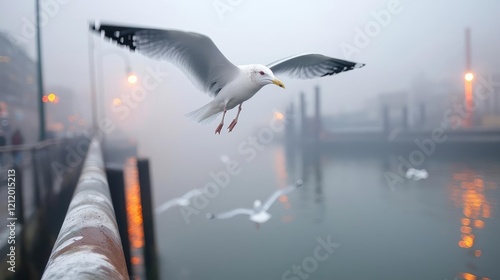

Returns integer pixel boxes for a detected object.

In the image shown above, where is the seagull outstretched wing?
[262,180,303,211]
[268,54,365,79]
[91,23,240,97]
[155,189,204,214]
[207,208,254,220]
[155,199,183,214]
[181,189,204,200]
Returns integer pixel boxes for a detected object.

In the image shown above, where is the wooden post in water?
[300,92,307,142]
[137,159,159,280]
[419,103,426,127]
[402,105,408,131]
[382,104,390,134]
[285,103,295,147]
[106,166,132,277]
[314,86,321,143]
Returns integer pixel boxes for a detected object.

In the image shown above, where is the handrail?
[41,138,129,280]
[0,137,67,153]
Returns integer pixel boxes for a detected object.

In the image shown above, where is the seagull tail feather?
[186,102,221,124]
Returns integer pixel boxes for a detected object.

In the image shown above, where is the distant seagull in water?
[405,168,429,181]
[90,23,365,134]
[155,189,203,215]
[207,180,303,227]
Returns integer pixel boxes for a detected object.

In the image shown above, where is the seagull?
[206,180,303,226]
[155,189,204,215]
[90,23,365,134]
[405,168,429,181]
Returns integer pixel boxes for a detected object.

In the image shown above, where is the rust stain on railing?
[41,139,129,280]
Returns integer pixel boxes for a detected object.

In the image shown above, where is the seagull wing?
[268,53,365,79]
[208,208,254,220]
[155,198,182,215]
[91,23,240,97]
[181,189,204,200]
[262,181,302,211]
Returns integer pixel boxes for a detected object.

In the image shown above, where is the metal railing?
[41,139,129,280]
[1,136,89,279]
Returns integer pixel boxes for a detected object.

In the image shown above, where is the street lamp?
[96,48,137,122]
[127,72,138,84]
[465,72,474,82]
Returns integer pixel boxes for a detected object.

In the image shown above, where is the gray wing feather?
[181,189,203,200]
[209,208,253,219]
[268,53,365,79]
[155,199,182,214]
[91,23,239,97]
[262,181,302,211]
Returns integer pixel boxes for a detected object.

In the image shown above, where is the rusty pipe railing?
[41,139,129,280]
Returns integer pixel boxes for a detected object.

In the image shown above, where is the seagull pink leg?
[215,109,227,134]
[228,103,242,132]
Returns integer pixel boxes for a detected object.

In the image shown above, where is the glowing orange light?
[131,256,141,265]
[42,95,49,103]
[274,112,284,120]
[127,74,138,84]
[47,93,56,102]
[460,226,472,234]
[279,196,289,203]
[463,235,474,248]
[464,208,471,217]
[474,250,482,257]
[462,218,470,226]
[461,272,477,280]
[474,220,485,228]
[125,158,144,249]
[113,98,122,106]
[465,72,474,82]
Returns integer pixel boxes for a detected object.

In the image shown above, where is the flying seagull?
[405,168,429,181]
[155,189,203,215]
[206,180,303,226]
[90,23,365,134]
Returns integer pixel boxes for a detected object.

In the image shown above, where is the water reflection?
[284,145,326,223]
[125,158,145,280]
[449,169,496,280]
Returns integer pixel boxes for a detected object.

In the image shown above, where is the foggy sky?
[2,0,500,199]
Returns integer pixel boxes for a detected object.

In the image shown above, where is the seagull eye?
[259,71,265,75]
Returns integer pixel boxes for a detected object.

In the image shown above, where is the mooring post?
[419,102,426,127]
[137,159,159,280]
[300,92,307,141]
[314,86,321,143]
[106,165,132,277]
[382,104,390,134]
[402,105,408,131]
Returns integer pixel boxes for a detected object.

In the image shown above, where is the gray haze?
[2,0,500,203]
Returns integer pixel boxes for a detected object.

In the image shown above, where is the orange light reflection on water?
[125,158,145,249]
[274,146,291,210]
[450,170,497,280]
[125,158,145,279]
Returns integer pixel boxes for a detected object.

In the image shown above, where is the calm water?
[154,145,500,280]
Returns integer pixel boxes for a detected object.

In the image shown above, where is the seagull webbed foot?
[228,119,238,132]
[215,123,224,134]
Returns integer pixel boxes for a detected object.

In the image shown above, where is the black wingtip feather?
[89,23,139,51]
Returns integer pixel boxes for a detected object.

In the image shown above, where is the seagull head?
[253,200,262,209]
[253,65,285,89]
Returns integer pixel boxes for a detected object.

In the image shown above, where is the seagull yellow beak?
[272,79,285,89]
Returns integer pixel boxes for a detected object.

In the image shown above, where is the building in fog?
[0,31,38,143]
